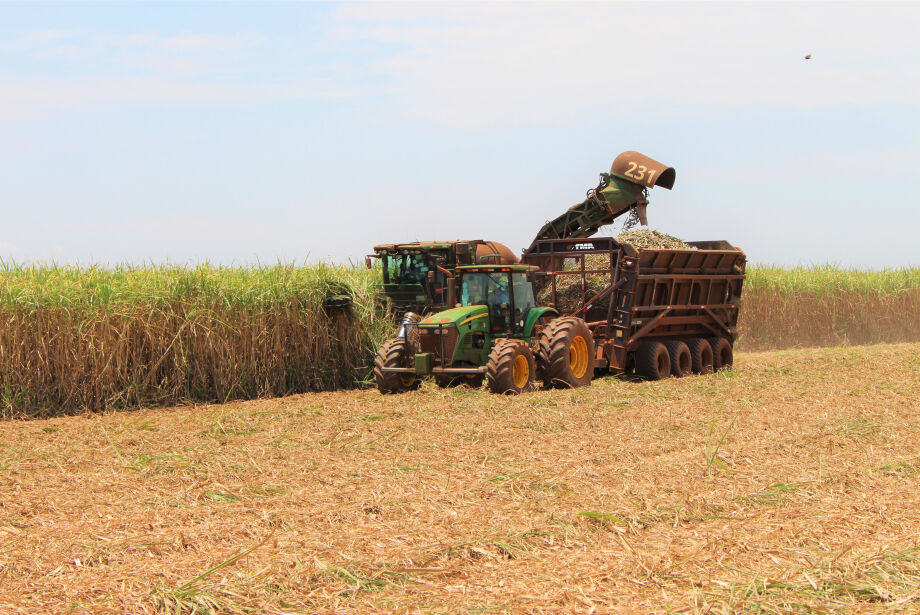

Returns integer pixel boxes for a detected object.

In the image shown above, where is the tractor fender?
[524,307,559,338]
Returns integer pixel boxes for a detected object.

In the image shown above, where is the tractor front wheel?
[374,338,420,394]
[486,339,535,395]
[536,317,595,389]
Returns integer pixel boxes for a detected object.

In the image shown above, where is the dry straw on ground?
[0,343,918,613]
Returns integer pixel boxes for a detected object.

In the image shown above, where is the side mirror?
[365,256,372,269]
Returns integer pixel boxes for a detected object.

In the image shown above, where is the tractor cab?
[458,265,538,337]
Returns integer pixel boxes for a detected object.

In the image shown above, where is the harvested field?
[1,343,918,613]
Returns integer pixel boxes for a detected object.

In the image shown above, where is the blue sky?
[1,2,918,268]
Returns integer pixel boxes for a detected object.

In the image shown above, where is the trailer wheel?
[686,338,714,374]
[708,337,734,371]
[536,317,595,389]
[435,374,484,389]
[665,340,692,377]
[374,338,420,394]
[636,341,671,380]
[486,339,535,395]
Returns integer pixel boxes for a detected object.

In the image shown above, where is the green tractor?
[373,264,596,394]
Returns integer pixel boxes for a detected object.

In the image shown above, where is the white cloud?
[4,5,918,128]
[0,75,360,121]
[333,3,920,127]
[0,27,357,121]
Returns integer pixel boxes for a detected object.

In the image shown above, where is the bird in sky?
[805,54,813,60]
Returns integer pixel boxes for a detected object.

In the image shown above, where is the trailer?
[522,237,746,379]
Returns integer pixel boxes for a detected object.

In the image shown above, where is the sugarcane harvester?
[366,240,518,317]
[374,151,746,395]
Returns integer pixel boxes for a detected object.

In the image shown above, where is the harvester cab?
[367,240,519,316]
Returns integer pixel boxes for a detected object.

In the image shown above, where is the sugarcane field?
[2,4,919,614]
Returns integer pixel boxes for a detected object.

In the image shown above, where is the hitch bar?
[380,367,487,374]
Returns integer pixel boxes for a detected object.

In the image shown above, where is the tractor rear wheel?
[435,373,484,389]
[486,339,535,395]
[686,338,714,374]
[665,340,692,377]
[636,341,671,380]
[708,337,734,371]
[536,317,595,389]
[374,338,420,394]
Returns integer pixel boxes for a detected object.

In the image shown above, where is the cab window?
[512,273,535,329]
[460,272,508,307]
[384,254,430,286]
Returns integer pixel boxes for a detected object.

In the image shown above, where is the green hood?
[420,305,487,326]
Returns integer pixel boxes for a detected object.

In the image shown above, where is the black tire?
[686,338,714,374]
[536,317,595,389]
[435,373,484,389]
[665,340,692,377]
[374,338,420,394]
[486,339,535,395]
[636,341,671,380]
[708,337,734,371]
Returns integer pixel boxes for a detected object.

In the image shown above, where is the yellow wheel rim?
[399,374,417,388]
[569,335,589,379]
[513,354,530,389]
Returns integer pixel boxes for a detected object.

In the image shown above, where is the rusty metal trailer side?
[523,238,746,373]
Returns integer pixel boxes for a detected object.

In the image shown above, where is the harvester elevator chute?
[532,151,675,244]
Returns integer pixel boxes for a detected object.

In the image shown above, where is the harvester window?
[385,254,430,286]
[404,255,428,285]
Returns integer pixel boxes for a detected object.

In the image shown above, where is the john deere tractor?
[373,264,596,395]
